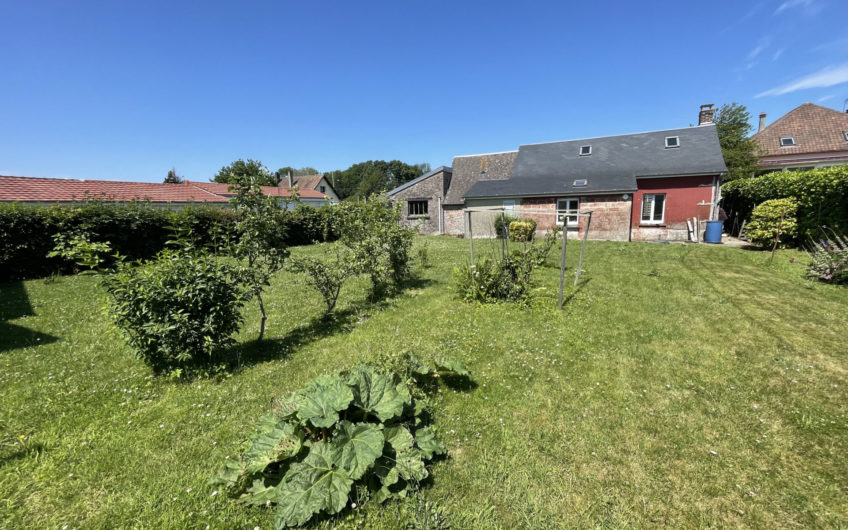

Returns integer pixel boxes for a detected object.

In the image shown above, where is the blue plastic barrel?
[704,220,723,244]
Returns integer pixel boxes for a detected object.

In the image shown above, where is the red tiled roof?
[0,176,326,203]
[752,102,848,160]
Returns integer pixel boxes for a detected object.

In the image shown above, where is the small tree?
[212,159,277,186]
[163,168,183,184]
[287,246,355,317]
[228,173,293,341]
[714,103,760,182]
[746,198,799,249]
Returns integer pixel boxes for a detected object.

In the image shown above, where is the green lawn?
[1,237,847,528]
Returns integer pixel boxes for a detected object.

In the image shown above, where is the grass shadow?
[0,282,60,353]
[560,277,592,306]
[0,322,60,353]
[440,374,478,392]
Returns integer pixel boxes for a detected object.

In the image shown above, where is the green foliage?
[288,246,356,316]
[279,204,340,246]
[326,160,427,200]
[227,174,292,340]
[714,102,759,182]
[415,239,430,269]
[508,220,536,242]
[212,158,279,186]
[46,232,114,273]
[102,248,250,372]
[525,225,562,266]
[163,168,183,184]
[274,166,320,182]
[453,251,537,304]
[493,214,517,239]
[722,165,848,244]
[745,198,799,249]
[211,363,461,528]
[807,229,848,284]
[337,196,414,296]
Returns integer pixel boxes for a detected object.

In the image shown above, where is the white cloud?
[816,94,835,102]
[772,49,784,61]
[755,63,848,97]
[774,0,813,14]
[747,37,771,60]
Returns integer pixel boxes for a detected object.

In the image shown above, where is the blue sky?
[1,0,846,182]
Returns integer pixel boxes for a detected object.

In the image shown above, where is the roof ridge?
[520,124,715,147]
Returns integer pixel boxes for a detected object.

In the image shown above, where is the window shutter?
[641,195,653,221]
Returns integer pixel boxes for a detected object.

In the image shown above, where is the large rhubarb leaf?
[298,374,353,429]
[243,414,303,474]
[395,448,428,482]
[331,421,384,480]
[347,366,408,422]
[433,354,470,377]
[405,353,432,375]
[413,426,446,460]
[384,425,414,453]
[274,442,353,528]
[272,392,304,420]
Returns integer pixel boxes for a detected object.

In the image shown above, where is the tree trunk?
[255,288,267,341]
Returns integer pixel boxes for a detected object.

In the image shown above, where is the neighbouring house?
[390,105,727,241]
[0,176,331,209]
[290,174,340,203]
[752,102,848,172]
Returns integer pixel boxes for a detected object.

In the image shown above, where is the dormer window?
[780,137,796,147]
[573,179,587,187]
[579,145,592,156]
[843,131,848,142]
[665,136,680,148]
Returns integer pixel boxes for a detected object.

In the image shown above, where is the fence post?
[557,216,568,310]
[574,211,593,287]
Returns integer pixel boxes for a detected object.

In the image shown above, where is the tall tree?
[163,168,183,184]
[212,158,277,186]
[714,103,760,182]
[329,160,428,200]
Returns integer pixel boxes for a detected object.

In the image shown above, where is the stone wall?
[390,169,449,234]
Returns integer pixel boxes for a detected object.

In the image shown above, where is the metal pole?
[574,211,593,287]
[557,215,568,310]
[467,210,474,265]
[500,211,507,259]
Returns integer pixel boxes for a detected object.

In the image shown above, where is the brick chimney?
[698,104,715,125]
[758,112,767,132]
[287,169,293,188]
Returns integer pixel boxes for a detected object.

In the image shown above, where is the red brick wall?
[519,196,632,241]
[631,176,716,241]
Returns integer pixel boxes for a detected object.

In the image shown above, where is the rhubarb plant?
[211,359,470,528]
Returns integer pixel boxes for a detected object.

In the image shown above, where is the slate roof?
[387,166,451,196]
[0,176,323,203]
[446,151,517,205]
[464,125,726,199]
[752,102,848,160]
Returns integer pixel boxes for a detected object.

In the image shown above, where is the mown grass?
[1,237,846,528]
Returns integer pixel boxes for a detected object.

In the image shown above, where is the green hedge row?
[722,165,848,244]
[0,202,339,283]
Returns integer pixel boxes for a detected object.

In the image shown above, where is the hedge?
[722,165,848,244]
[0,202,339,283]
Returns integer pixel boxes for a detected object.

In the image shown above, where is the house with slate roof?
[389,105,727,241]
[752,102,848,172]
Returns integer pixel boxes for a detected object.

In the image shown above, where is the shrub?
[280,204,340,246]
[722,165,848,244]
[453,251,536,304]
[745,198,799,249]
[338,196,414,296]
[526,225,562,266]
[493,214,517,239]
[102,249,250,372]
[211,359,469,528]
[807,229,848,284]
[287,246,356,316]
[46,231,114,274]
[508,220,536,242]
[415,238,430,269]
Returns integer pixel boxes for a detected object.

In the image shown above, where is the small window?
[319,185,326,193]
[665,136,680,148]
[408,200,428,216]
[641,193,665,224]
[503,200,516,211]
[843,131,848,142]
[579,145,592,156]
[780,137,796,147]
[573,179,587,187]
[557,198,579,228]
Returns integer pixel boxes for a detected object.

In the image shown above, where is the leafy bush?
[211,359,469,528]
[493,214,517,239]
[453,251,536,304]
[280,204,341,246]
[415,238,430,269]
[46,231,114,273]
[745,198,799,249]
[338,196,414,296]
[102,249,250,372]
[508,220,536,242]
[722,165,848,244]
[807,229,848,284]
[526,226,562,266]
[287,246,356,317]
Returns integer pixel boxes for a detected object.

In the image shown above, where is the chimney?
[286,169,293,188]
[758,112,767,132]
[698,104,715,125]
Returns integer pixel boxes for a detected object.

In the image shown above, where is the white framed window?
[641,193,665,224]
[408,200,428,216]
[579,145,592,156]
[502,199,516,211]
[573,179,587,187]
[665,136,680,148]
[780,136,796,147]
[557,198,579,228]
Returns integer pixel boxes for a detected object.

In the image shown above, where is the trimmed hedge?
[722,165,848,244]
[0,202,339,283]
